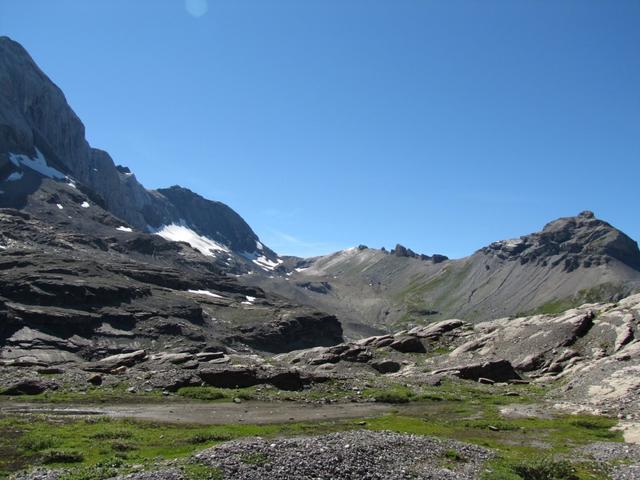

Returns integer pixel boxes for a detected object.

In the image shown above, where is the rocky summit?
[1,36,640,480]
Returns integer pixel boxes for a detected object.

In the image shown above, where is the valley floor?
[2,380,640,480]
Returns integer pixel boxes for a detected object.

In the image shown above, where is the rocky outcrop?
[481,211,640,272]
[433,359,520,382]
[1,379,58,395]
[390,244,449,263]
[228,312,343,353]
[198,365,310,391]
[0,207,344,366]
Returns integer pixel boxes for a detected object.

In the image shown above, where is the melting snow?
[67,181,76,189]
[253,256,282,271]
[245,296,256,302]
[241,251,283,271]
[6,171,23,182]
[294,267,309,273]
[56,204,63,210]
[256,240,264,250]
[117,226,133,232]
[155,224,230,256]
[9,148,66,180]
[81,201,90,208]
[188,289,224,299]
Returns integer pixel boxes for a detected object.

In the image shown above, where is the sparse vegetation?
[510,458,578,480]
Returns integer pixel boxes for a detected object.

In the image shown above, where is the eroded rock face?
[0,205,345,366]
[228,312,343,353]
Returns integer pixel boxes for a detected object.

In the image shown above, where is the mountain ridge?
[248,211,640,337]
[0,35,277,268]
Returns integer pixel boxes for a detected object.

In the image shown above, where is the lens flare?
[185,0,208,18]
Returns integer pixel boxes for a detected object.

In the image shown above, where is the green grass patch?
[519,283,629,317]
[240,452,269,466]
[0,414,354,477]
[0,384,164,405]
[180,463,223,480]
[364,385,415,404]
[177,387,227,401]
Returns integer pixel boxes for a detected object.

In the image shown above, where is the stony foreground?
[160,431,491,480]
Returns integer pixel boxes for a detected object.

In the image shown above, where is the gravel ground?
[192,430,493,480]
[578,442,640,480]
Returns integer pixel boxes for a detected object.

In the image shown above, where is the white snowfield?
[187,289,224,299]
[241,250,283,271]
[155,223,230,256]
[9,148,66,180]
[6,171,23,182]
[117,226,133,232]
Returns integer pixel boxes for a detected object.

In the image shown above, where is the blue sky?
[1,0,639,258]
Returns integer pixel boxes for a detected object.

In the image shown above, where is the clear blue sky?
[1,1,639,258]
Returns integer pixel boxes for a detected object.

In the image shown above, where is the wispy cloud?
[263,229,344,258]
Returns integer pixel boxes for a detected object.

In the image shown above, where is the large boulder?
[435,359,520,382]
[84,350,147,372]
[260,369,306,391]
[370,360,401,374]
[389,336,426,353]
[407,319,465,339]
[198,366,259,388]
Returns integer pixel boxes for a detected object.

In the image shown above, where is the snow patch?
[67,181,76,189]
[245,296,256,302]
[0,245,6,250]
[294,267,309,273]
[6,171,23,182]
[241,250,283,271]
[80,201,90,208]
[188,289,224,299]
[256,240,264,250]
[56,204,63,210]
[155,223,230,256]
[252,255,282,271]
[117,226,133,232]
[9,148,66,180]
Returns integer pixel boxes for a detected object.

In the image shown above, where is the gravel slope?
[191,430,493,480]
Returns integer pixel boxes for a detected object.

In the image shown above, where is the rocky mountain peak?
[389,244,449,264]
[0,36,276,265]
[482,211,640,272]
[155,186,275,258]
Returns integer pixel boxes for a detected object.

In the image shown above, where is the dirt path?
[0,401,395,425]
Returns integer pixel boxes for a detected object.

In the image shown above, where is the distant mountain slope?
[0,36,278,270]
[247,211,640,338]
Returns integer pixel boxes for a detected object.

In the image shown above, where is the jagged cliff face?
[248,213,640,338]
[0,36,277,267]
